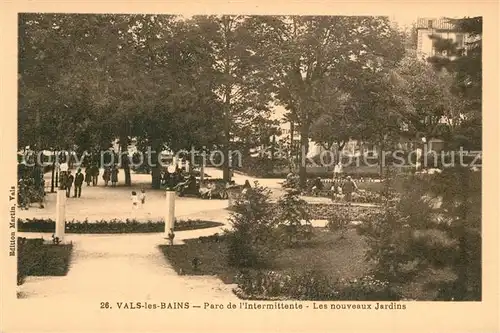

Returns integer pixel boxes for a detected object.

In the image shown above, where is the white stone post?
[185,160,190,173]
[55,189,66,242]
[165,190,176,237]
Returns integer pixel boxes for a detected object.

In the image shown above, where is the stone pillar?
[165,190,176,237]
[55,189,66,242]
[185,160,190,173]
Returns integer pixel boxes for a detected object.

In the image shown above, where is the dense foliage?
[226,182,283,267]
[17,237,73,285]
[357,169,481,300]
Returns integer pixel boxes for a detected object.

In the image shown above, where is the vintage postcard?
[1,1,498,332]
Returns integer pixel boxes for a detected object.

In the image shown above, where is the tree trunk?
[299,125,309,189]
[151,141,162,189]
[120,136,131,186]
[50,150,56,193]
[222,84,231,182]
[271,136,276,162]
[336,141,346,167]
[378,138,384,178]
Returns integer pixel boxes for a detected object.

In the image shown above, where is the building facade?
[416,17,468,60]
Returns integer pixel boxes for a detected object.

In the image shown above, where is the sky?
[390,14,418,28]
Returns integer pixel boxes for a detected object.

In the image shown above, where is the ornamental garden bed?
[160,228,374,295]
[160,227,455,301]
[17,218,224,234]
[17,237,73,286]
[306,204,381,221]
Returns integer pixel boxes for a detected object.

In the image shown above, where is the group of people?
[17,165,46,209]
[101,165,120,187]
[60,163,120,198]
[161,167,185,188]
[311,175,358,202]
[84,164,100,186]
[61,168,85,198]
[130,188,147,210]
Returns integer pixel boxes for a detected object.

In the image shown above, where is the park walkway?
[17,168,374,300]
[18,216,237,301]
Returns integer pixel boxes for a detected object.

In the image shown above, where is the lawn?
[159,227,372,285]
[160,227,456,300]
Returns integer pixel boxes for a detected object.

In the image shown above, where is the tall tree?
[129,14,223,188]
[192,15,276,181]
[394,53,465,144]
[309,91,358,163]
[427,17,482,150]
[249,16,405,186]
[19,14,224,188]
[426,17,483,300]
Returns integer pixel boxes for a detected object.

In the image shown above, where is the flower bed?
[18,218,224,234]
[233,270,402,301]
[332,190,384,204]
[306,204,381,221]
[17,237,73,285]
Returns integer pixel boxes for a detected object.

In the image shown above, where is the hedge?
[18,237,73,285]
[18,218,224,234]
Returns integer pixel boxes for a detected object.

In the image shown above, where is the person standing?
[312,177,324,196]
[139,188,146,206]
[85,167,92,186]
[111,165,119,187]
[74,168,84,198]
[66,171,74,198]
[342,176,358,205]
[333,162,343,179]
[103,166,111,186]
[91,164,99,186]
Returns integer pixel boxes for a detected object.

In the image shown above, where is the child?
[131,191,139,210]
[139,188,146,205]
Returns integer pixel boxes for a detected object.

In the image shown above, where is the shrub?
[226,182,282,268]
[326,207,351,238]
[357,167,481,300]
[275,181,312,245]
[17,237,73,285]
[356,202,421,283]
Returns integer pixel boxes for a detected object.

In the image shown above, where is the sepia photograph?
[1,2,498,333]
